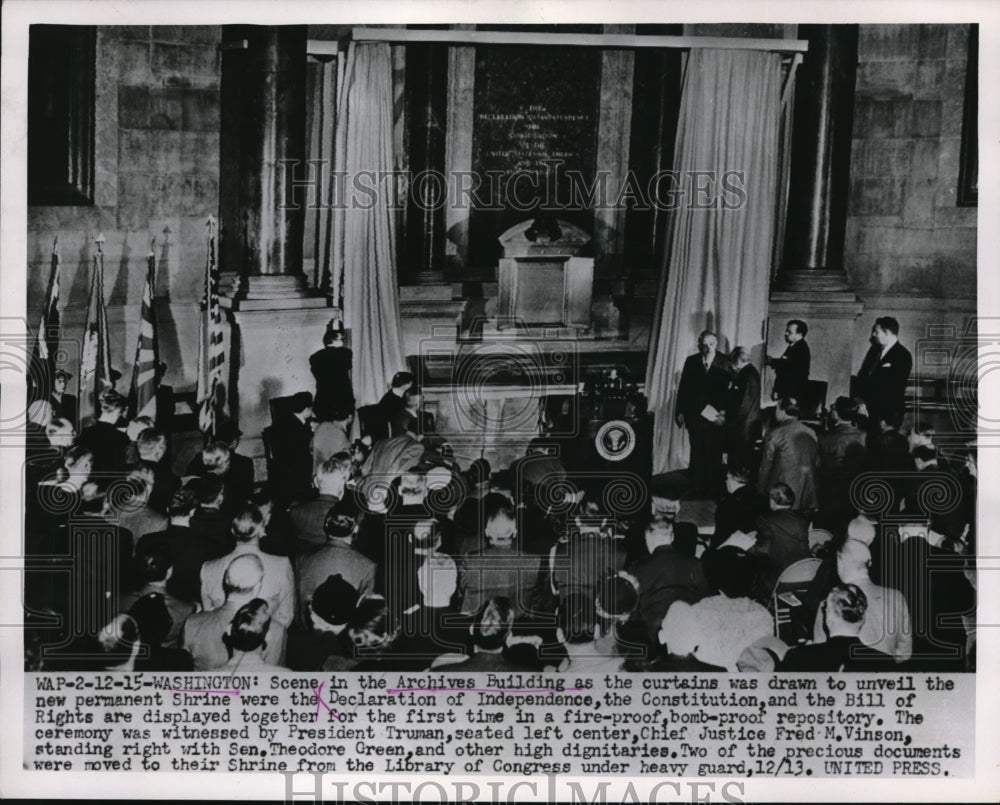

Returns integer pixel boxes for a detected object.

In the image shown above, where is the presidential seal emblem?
[595,420,636,461]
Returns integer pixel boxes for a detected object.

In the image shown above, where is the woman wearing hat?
[309,319,354,420]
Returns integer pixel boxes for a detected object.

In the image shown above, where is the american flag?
[128,242,159,419]
[30,237,61,401]
[196,216,225,437]
[79,233,113,422]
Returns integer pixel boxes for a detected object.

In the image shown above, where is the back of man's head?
[195,475,225,507]
[471,597,514,651]
[484,506,516,547]
[134,543,172,584]
[227,599,271,653]
[410,519,440,554]
[846,515,876,546]
[222,554,264,598]
[833,396,856,423]
[836,539,872,584]
[391,371,414,390]
[100,391,127,418]
[417,553,456,608]
[826,583,867,630]
[231,506,265,543]
[644,515,675,553]
[201,442,231,474]
[136,427,166,460]
[777,396,801,419]
[316,452,351,493]
[168,486,198,519]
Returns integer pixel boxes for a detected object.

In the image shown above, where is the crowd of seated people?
[23,376,976,675]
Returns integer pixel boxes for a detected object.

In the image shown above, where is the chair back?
[771,556,823,640]
[357,404,389,443]
[800,380,828,423]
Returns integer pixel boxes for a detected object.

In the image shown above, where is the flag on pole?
[30,237,62,402]
[79,233,113,422]
[196,216,225,437]
[128,241,160,420]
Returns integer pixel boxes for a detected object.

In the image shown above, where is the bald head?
[847,516,876,547]
[836,539,871,584]
[223,554,264,597]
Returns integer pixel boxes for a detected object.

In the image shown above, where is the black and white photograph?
[1,0,997,801]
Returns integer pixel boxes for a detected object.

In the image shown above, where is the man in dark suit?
[389,387,434,439]
[630,513,710,645]
[187,423,254,516]
[757,396,820,513]
[269,391,315,507]
[723,346,761,468]
[379,371,413,423]
[712,465,759,549]
[766,319,810,402]
[76,390,131,476]
[778,584,895,672]
[857,316,913,430]
[675,330,731,496]
[751,482,810,595]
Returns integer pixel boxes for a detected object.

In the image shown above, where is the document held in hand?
[700,404,720,423]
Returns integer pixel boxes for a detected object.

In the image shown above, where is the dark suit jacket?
[185,453,255,516]
[858,341,913,423]
[676,352,732,425]
[778,636,895,672]
[758,419,820,512]
[712,484,759,548]
[269,413,315,503]
[50,392,78,425]
[726,364,762,443]
[76,421,131,475]
[772,339,810,401]
[896,536,974,671]
[379,390,406,422]
[630,543,710,642]
[752,508,810,592]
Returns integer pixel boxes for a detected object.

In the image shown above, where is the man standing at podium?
[675,331,732,497]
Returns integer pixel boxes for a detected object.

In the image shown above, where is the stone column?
[774,24,859,293]
[217,26,330,469]
[593,24,635,274]
[444,26,476,274]
[768,24,863,402]
[403,42,448,284]
[221,25,325,304]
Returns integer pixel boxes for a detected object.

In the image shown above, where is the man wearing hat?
[295,504,375,625]
[286,574,360,671]
[50,369,78,425]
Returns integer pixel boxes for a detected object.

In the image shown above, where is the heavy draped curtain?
[331,42,407,406]
[646,48,785,473]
